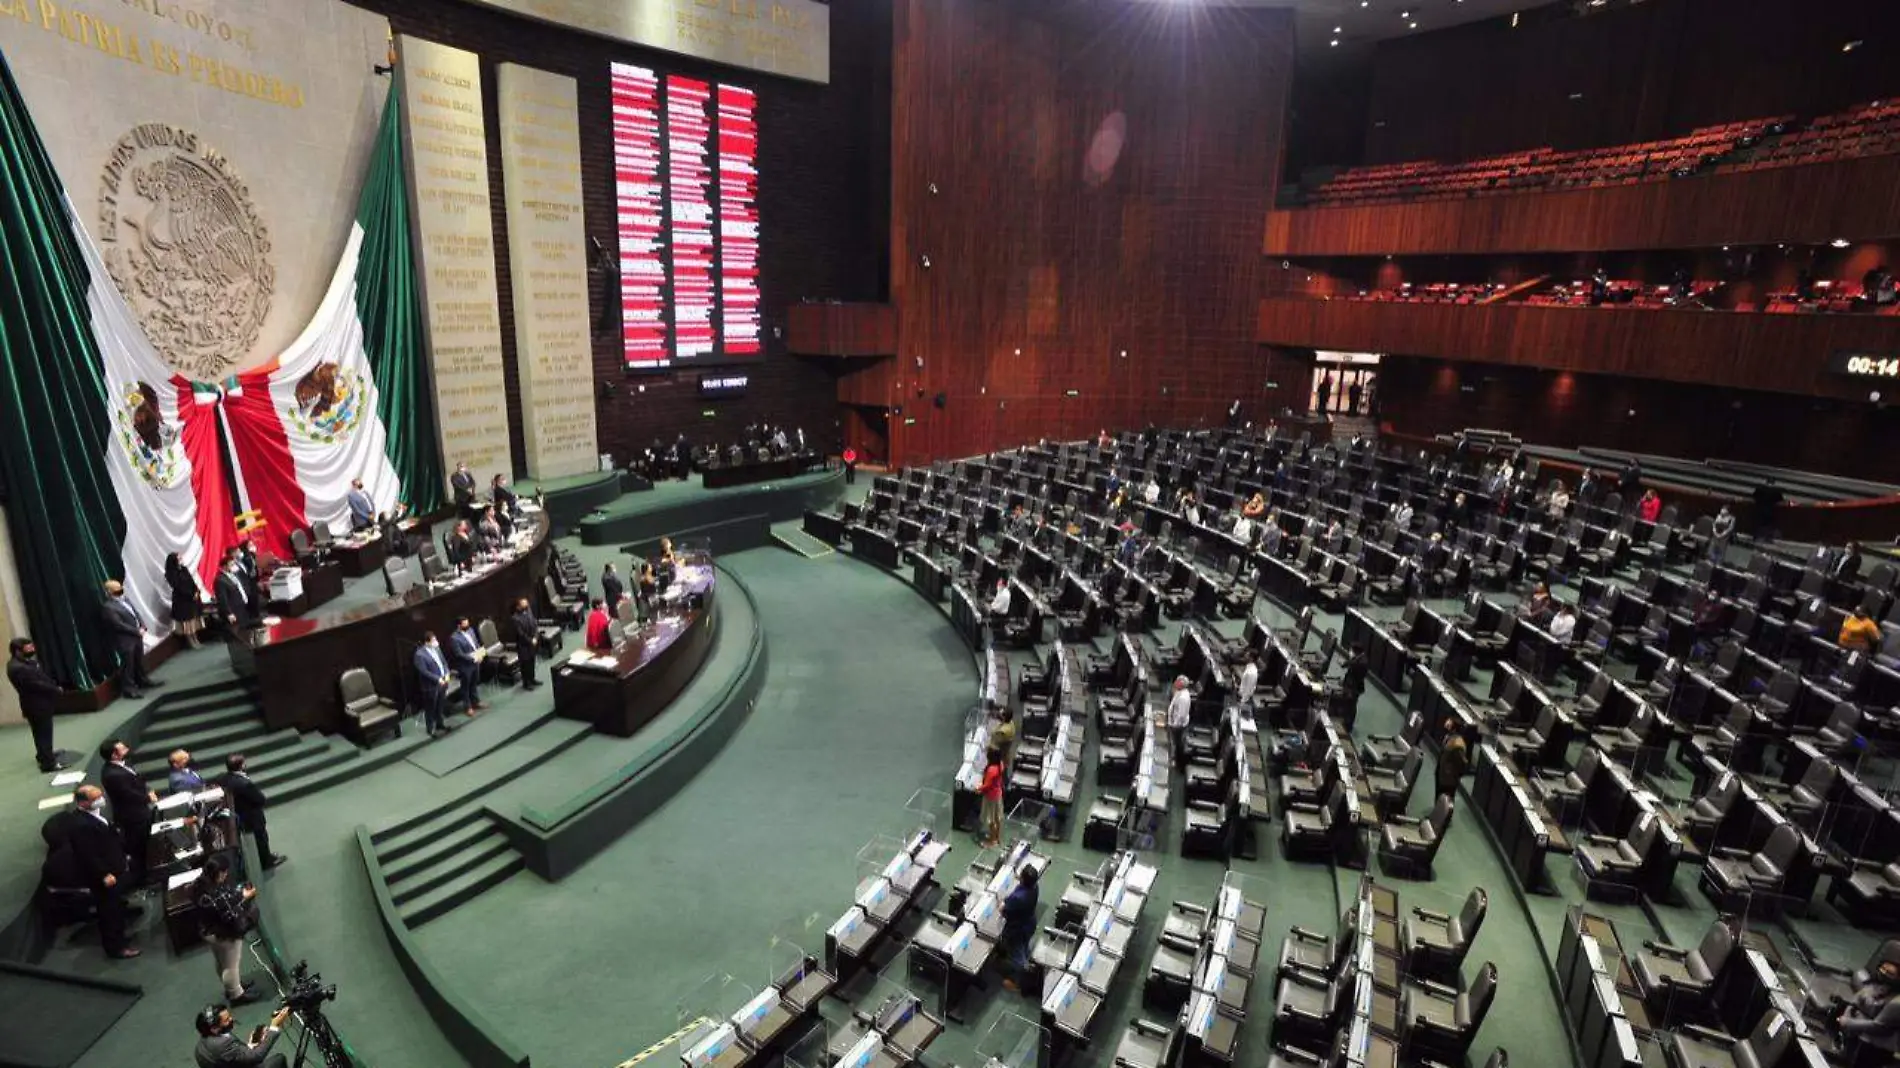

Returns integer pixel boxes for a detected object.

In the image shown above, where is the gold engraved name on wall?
[97,123,274,378]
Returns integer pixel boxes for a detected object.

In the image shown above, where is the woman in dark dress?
[164,552,205,648]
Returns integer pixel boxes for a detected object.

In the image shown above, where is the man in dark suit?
[100,581,158,698]
[491,474,518,533]
[413,633,451,736]
[219,753,285,869]
[99,738,155,890]
[234,541,262,606]
[449,461,477,510]
[52,785,140,957]
[346,478,376,532]
[511,597,540,690]
[8,637,69,771]
[215,557,259,634]
[602,563,625,615]
[447,617,485,715]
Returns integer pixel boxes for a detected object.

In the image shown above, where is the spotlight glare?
[1844,40,1863,53]
[1832,238,1851,248]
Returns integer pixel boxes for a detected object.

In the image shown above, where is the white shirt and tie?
[1237,662,1259,703]
[1550,613,1577,643]
[1167,687,1192,729]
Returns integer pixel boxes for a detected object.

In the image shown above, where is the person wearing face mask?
[215,553,259,634]
[194,1001,291,1068]
[100,738,157,891]
[49,785,140,958]
[8,636,71,772]
[1839,958,1900,1063]
[101,580,159,699]
[412,632,452,737]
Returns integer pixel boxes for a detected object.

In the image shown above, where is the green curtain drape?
[0,50,126,689]
[356,79,445,514]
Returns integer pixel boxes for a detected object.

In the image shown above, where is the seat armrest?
[1189,801,1222,814]
[1280,964,1332,988]
[1128,1019,1173,1040]
[1171,901,1210,919]
[1676,1023,1735,1046]
[1411,976,1460,1000]
[1642,940,1687,959]
[1367,733,1397,744]
[1713,847,1752,861]
[1411,907,1450,925]
[1387,814,1424,828]
[1586,834,1621,847]
[1288,802,1322,815]
[1287,926,1327,944]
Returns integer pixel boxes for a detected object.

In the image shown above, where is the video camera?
[283,961,337,1014]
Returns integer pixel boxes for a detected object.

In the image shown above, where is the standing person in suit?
[346,479,376,532]
[447,617,485,715]
[8,637,68,772]
[220,754,285,869]
[234,540,262,606]
[449,461,477,510]
[215,555,259,634]
[168,750,206,795]
[100,738,156,890]
[491,474,518,524]
[166,553,206,648]
[54,785,140,958]
[510,597,540,690]
[413,633,451,737]
[445,521,475,573]
[602,563,626,615]
[475,507,505,554]
[100,581,159,698]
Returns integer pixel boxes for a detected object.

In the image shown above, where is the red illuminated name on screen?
[716,84,760,355]
[610,68,763,370]
[610,63,667,369]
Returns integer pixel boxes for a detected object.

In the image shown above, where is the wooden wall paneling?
[785,303,899,355]
[1358,0,1900,166]
[886,0,1296,466]
[1377,356,1900,485]
[1265,154,1900,257]
[1256,297,1900,398]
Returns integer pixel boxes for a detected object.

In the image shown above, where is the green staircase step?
[769,520,834,559]
[396,841,523,928]
[381,810,495,881]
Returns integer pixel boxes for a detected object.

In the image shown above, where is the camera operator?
[194,1002,290,1067]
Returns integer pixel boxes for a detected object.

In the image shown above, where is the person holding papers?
[413,633,452,737]
[346,479,376,532]
[448,618,485,715]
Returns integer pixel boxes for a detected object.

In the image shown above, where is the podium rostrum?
[552,559,718,736]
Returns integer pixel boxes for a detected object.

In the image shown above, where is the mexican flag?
[0,51,439,685]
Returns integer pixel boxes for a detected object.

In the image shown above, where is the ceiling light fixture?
[1334,25,1342,32]
[1330,38,1339,46]
[1832,238,1851,248]
[1408,20,1417,28]
[1843,40,1863,53]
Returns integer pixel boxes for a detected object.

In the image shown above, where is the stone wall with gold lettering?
[0,0,389,378]
[397,34,512,481]
[496,63,597,479]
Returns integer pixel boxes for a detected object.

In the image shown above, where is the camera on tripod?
[284,961,337,1013]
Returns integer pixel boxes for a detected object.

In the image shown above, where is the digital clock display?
[1829,351,1900,379]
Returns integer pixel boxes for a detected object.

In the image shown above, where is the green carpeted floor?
[4,491,1891,1068]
